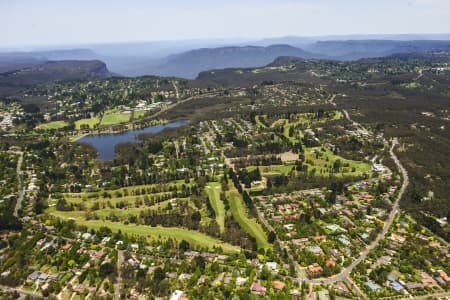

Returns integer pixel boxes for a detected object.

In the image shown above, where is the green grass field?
[64,180,192,199]
[255,115,268,128]
[246,147,370,178]
[100,112,131,126]
[37,121,69,130]
[46,179,243,252]
[304,147,371,176]
[75,117,100,129]
[48,211,240,253]
[283,123,304,143]
[132,110,147,120]
[205,182,225,233]
[247,164,294,176]
[227,189,270,249]
[402,82,421,89]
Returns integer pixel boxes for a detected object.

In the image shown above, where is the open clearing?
[205,182,225,233]
[227,189,270,249]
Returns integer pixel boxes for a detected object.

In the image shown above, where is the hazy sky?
[2,0,450,47]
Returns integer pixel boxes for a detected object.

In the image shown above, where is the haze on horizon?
[1,0,450,48]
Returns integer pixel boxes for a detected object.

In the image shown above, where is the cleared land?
[227,189,270,249]
[205,182,225,233]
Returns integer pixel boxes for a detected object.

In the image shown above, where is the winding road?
[306,137,408,285]
[301,110,409,299]
[254,109,409,299]
[13,151,24,218]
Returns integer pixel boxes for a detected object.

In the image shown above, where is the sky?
[1,0,450,47]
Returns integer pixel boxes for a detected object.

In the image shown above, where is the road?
[285,110,409,300]
[397,291,450,300]
[171,80,180,99]
[328,94,337,107]
[255,207,307,281]
[146,96,194,120]
[115,250,124,300]
[253,109,409,298]
[13,151,24,218]
[306,137,408,285]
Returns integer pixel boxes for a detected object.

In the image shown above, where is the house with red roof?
[251,282,267,295]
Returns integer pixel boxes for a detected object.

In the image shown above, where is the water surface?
[78,120,189,160]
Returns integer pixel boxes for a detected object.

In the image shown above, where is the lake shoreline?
[77,119,190,160]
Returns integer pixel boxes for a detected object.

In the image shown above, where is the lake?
[77,120,189,160]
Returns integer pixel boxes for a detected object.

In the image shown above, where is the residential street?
[115,250,124,300]
[13,151,24,218]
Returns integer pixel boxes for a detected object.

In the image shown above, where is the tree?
[153,267,165,282]
[193,256,206,271]
[99,262,114,277]
[267,231,276,244]
[333,159,341,172]
[179,240,190,252]
[191,211,201,223]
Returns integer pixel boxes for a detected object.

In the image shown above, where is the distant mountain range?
[151,45,320,79]
[0,60,111,86]
[304,40,450,60]
[1,36,450,80]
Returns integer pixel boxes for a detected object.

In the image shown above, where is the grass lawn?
[75,117,100,129]
[64,180,191,199]
[62,217,240,253]
[37,121,69,130]
[255,115,267,128]
[227,189,270,249]
[402,82,421,89]
[133,110,147,120]
[100,112,131,126]
[64,192,173,205]
[304,147,371,177]
[283,122,304,143]
[205,182,225,233]
[247,164,294,176]
[48,197,182,219]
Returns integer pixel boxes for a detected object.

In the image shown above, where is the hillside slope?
[0,60,112,86]
[152,44,321,78]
